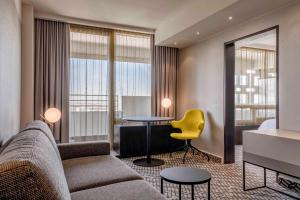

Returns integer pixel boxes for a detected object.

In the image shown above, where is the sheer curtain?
[235,47,276,125]
[69,25,111,142]
[114,31,152,121]
[69,26,153,141]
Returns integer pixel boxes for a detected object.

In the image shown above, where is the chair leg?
[171,140,210,163]
[190,145,200,153]
[183,147,189,163]
[204,152,210,162]
[187,140,195,155]
[190,144,210,162]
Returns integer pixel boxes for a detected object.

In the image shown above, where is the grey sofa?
[0,120,166,200]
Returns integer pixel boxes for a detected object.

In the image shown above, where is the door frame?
[224,26,279,164]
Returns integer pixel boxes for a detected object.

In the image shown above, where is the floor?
[121,146,299,200]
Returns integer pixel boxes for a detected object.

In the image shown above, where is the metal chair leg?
[190,146,200,154]
[204,153,210,162]
[183,147,189,163]
[190,145,210,162]
[171,140,211,163]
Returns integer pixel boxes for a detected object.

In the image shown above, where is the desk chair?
[170,109,209,163]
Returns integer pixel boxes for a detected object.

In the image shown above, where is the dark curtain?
[151,44,179,117]
[34,19,70,143]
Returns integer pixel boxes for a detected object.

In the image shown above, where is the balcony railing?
[235,104,276,126]
[69,94,118,141]
[69,94,151,141]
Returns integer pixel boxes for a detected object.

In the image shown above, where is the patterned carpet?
[121,146,300,200]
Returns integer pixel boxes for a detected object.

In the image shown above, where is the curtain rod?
[35,12,155,35]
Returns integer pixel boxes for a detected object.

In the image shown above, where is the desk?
[123,116,174,167]
[114,124,183,158]
[243,129,300,199]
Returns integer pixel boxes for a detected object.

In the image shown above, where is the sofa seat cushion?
[63,155,142,192]
[71,180,166,200]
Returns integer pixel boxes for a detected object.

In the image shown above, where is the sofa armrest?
[57,141,110,160]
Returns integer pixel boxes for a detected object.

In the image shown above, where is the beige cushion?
[71,180,166,200]
[63,155,143,192]
[0,130,71,200]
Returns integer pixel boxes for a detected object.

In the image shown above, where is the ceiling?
[23,0,187,29]
[157,0,298,48]
[23,0,298,48]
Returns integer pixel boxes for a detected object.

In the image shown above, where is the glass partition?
[235,30,277,126]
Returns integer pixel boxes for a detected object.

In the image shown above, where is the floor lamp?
[40,108,61,141]
[161,98,172,116]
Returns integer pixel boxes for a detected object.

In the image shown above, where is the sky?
[69,58,151,112]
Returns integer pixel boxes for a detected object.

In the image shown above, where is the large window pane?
[114,32,151,120]
[69,26,110,142]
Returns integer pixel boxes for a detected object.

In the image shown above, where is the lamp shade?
[161,98,172,108]
[44,108,61,123]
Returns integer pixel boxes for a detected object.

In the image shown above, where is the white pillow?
[258,118,276,130]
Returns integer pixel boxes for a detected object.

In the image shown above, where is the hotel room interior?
[1,0,300,199]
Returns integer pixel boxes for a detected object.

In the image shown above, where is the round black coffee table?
[160,167,211,200]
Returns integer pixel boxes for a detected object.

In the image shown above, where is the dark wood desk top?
[123,116,174,122]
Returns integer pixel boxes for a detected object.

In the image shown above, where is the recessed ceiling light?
[196,32,200,35]
[174,42,177,45]
[228,16,233,20]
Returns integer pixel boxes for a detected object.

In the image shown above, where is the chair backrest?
[178,109,205,137]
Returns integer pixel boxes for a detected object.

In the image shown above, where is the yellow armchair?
[170,109,209,163]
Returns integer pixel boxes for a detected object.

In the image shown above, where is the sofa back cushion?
[22,120,61,157]
[0,128,71,200]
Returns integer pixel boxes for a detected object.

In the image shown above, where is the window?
[69,26,110,142]
[235,47,276,125]
[114,32,151,120]
[69,26,152,141]
[240,75,248,86]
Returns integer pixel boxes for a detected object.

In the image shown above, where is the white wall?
[21,4,34,128]
[0,0,22,145]
[178,39,224,158]
[178,2,300,160]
